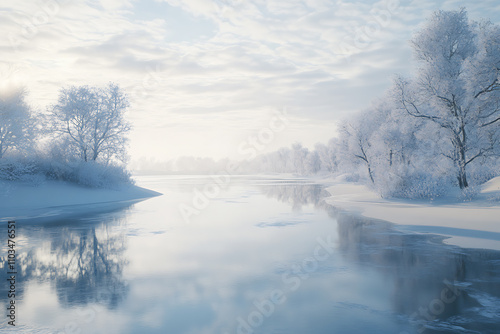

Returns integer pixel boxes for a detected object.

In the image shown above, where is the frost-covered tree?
[291,143,309,175]
[368,99,418,169]
[339,108,385,184]
[359,97,455,198]
[305,151,321,174]
[394,9,500,188]
[0,89,33,158]
[315,139,339,173]
[50,83,131,164]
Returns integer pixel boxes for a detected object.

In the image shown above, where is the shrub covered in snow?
[0,157,45,186]
[374,171,454,200]
[0,157,38,181]
[0,155,133,189]
[72,161,133,188]
[458,186,481,202]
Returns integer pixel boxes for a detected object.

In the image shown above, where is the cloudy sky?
[2,0,500,161]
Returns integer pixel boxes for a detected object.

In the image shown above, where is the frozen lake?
[1,175,500,333]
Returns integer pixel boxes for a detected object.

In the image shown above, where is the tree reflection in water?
[0,210,129,310]
[262,181,500,333]
[259,181,328,210]
[48,224,128,308]
[0,180,498,333]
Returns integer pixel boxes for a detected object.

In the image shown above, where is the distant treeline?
[134,9,500,199]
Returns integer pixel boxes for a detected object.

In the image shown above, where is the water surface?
[1,175,499,334]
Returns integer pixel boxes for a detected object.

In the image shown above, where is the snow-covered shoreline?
[2,174,499,251]
[0,180,161,223]
[324,176,500,251]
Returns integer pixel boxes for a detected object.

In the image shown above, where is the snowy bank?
[0,180,161,223]
[325,176,500,251]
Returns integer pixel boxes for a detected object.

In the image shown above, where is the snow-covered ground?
[325,176,500,251]
[0,180,161,223]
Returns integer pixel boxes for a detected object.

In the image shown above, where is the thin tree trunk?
[457,128,469,189]
[367,163,375,184]
[457,162,468,189]
[93,228,98,279]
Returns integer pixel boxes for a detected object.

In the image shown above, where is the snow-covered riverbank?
[0,180,161,223]
[325,176,500,251]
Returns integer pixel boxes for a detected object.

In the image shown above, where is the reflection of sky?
[116,177,404,334]
[2,176,500,333]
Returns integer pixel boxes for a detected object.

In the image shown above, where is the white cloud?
[3,0,500,160]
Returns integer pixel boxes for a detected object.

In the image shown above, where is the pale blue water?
[1,175,499,334]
